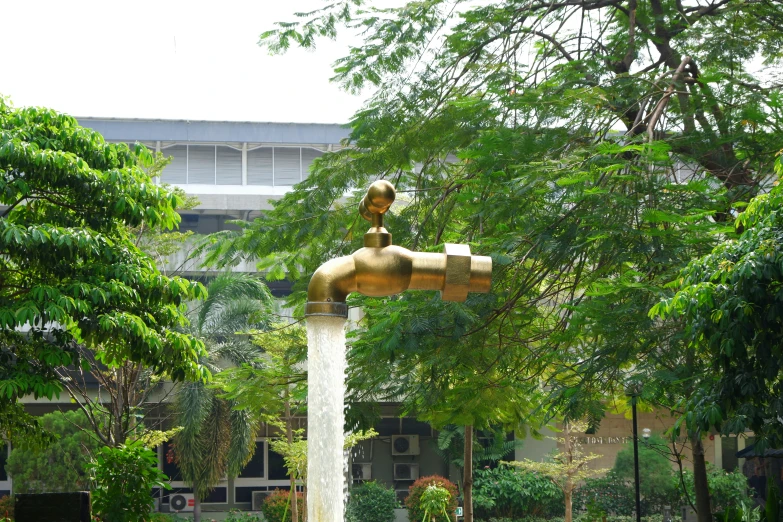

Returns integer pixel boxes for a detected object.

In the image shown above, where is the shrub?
[148,515,180,522]
[405,475,458,522]
[224,510,264,522]
[261,489,303,522]
[346,481,399,522]
[88,440,171,522]
[573,473,636,516]
[473,464,564,519]
[611,436,678,514]
[675,466,750,514]
[0,495,12,520]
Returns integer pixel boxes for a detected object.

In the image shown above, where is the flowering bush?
[261,489,303,522]
[0,495,12,521]
[405,475,458,522]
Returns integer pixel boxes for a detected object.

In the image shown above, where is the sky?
[1,1,369,124]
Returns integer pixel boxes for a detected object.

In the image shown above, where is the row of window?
[159,145,324,186]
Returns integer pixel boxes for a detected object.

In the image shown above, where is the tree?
[653,156,783,448]
[0,98,208,443]
[197,2,782,521]
[218,325,377,522]
[55,152,201,448]
[218,323,307,522]
[170,273,273,522]
[6,410,101,493]
[508,422,608,522]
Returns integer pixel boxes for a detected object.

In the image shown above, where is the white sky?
[1,1,369,124]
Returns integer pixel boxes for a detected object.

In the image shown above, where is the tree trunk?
[193,496,201,522]
[463,425,473,522]
[285,397,299,522]
[113,365,124,446]
[691,435,712,522]
[302,483,307,522]
[565,489,573,522]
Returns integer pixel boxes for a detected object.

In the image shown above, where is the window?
[239,441,265,478]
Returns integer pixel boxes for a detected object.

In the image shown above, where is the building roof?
[77,117,351,145]
[736,444,783,458]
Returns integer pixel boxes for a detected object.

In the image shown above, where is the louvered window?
[216,146,241,185]
[161,145,187,184]
[301,148,324,180]
[188,146,216,184]
[274,148,301,186]
[247,147,273,185]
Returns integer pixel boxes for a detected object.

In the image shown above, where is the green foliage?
[477,517,665,522]
[421,483,453,522]
[573,474,636,517]
[764,478,780,522]
[405,475,458,522]
[171,274,272,505]
[346,480,399,522]
[675,466,750,514]
[217,0,782,454]
[147,515,181,522]
[6,410,101,493]
[0,495,13,519]
[88,440,171,522]
[261,488,303,522]
[216,323,307,427]
[611,436,678,513]
[653,158,783,443]
[473,464,564,519]
[436,426,517,471]
[224,510,264,522]
[0,99,208,438]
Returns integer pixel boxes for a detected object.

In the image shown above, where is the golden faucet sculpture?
[305,180,492,318]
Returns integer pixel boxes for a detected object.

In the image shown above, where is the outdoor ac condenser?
[169,493,195,512]
[352,462,372,481]
[251,491,271,511]
[393,462,420,481]
[391,434,420,455]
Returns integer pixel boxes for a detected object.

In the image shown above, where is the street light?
[642,428,651,443]
[626,384,643,522]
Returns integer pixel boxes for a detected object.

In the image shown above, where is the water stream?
[306,316,347,522]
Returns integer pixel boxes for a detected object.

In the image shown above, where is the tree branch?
[647,56,692,142]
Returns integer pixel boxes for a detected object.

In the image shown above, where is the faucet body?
[305,181,492,317]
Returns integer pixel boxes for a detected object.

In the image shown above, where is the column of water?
[306,315,347,522]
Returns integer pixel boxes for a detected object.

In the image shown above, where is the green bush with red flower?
[405,475,458,522]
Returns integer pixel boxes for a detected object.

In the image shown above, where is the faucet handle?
[359,180,396,222]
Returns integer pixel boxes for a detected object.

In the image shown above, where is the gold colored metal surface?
[305,181,493,317]
[442,243,473,302]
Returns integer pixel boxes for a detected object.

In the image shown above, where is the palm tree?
[170,273,273,522]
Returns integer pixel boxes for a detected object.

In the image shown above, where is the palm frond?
[194,273,273,333]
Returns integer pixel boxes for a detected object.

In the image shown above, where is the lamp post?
[627,384,643,522]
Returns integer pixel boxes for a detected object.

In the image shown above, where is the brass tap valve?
[305,181,492,317]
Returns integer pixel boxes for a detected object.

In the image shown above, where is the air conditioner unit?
[352,462,372,481]
[169,493,195,512]
[393,462,420,481]
[252,491,271,511]
[396,489,410,504]
[391,434,420,455]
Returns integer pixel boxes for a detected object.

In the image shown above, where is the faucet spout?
[305,181,492,318]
